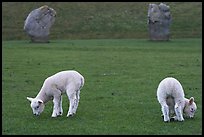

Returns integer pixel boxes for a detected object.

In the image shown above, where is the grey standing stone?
[148,3,171,41]
[24,5,56,43]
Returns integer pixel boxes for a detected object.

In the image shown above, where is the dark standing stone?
[24,5,56,43]
[148,3,171,41]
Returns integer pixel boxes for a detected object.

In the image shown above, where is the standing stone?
[24,5,56,43]
[148,3,171,41]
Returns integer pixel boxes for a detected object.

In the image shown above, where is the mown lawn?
[2,38,202,135]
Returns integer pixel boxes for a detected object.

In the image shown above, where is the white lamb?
[27,70,84,117]
[156,77,197,122]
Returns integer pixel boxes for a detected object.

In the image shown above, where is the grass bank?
[2,2,202,40]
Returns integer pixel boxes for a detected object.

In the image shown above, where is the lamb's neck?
[184,98,189,106]
[35,89,49,104]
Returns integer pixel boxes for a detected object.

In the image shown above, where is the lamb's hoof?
[164,120,170,123]
[170,117,175,121]
[178,119,184,122]
[52,113,62,118]
[164,117,170,122]
[67,114,74,117]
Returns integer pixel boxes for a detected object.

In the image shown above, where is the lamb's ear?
[38,99,44,104]
[27,97,34,102]
[189,97,194,105]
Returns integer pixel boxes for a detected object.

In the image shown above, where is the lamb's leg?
[160,102,170,122]
[174,102,184,121]
[72,90,80,114]
[51,91,62,117]
[59,96,63,115]
[66,86,78,117]
[67,92,77,117]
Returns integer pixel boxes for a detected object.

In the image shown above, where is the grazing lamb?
[27,70,84,117]
[156,77,197,122]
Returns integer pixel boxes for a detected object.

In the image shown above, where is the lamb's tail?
[79,76,85,90]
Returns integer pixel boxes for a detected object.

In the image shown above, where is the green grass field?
[2,38,202,135]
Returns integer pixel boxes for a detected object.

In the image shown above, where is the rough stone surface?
[148,3,171,41]
[24,5,56,43]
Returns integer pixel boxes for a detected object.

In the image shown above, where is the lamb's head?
[27,97,45,116]
[184,97,197,118]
